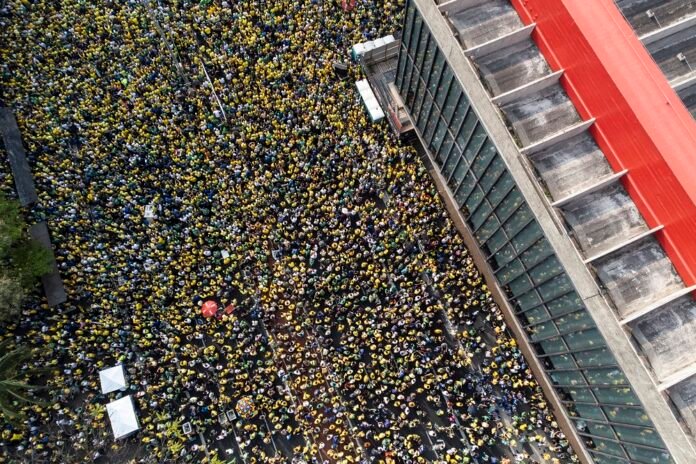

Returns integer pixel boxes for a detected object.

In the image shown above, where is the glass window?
[428,51,445,97]
[464,185,485,217]
[602,406,651,428]
[453,171,476,207]
[401,15,428,99]
[438,132,455,166]
[406,30,429,108]
[489,242,516,271]
[424,105,440,142]
[496,188,524,223]
[416,92,433,134]
[441,85,461,124]
[479,155,506,194]
[588,438,627,459]
[447,153,467,191]
[470,199,493,230]
[471,139,497,178]
[511,222,544,257]
[537,337,567,356]
[564,328,605,352]
[410,77,428,123]
[455,111,477,151]
[420,38,438,82]
[551,370,586,386]
[529,255,563,285]
[434,67,453,111]
[554,309,595,335]
[546,292,583,317]
[613,425,664,449]
[462,125,487,164]
[561,386,597,403]
[585,421,618,441]
[593,387,640,406]
[584,367,628,386]
[575,347,616,368]
[529,320,560,341]
[507,274,534,298]
[537,273,573,301]
[521,305,550,326]
[518,235,553,268]
[430,117,449,154]
[449,98,470,134]
[487,170,514,206]
[402,57,414,98]
[401,4,416,53]
[516,291,543,312]
[563,328,606,351]
[547,353,575,370]
[502,204,533,239]
[573,403,607,422]
[496,258,525,285]
[396,45,408,90]
[474,214,500,245]
[624,444,672,464]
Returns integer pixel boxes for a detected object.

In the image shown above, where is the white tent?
[99,365,127,394]
[106,395,140,439]
[356,80,385,122]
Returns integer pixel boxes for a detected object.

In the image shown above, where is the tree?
[0,339,51,423]
[0,192,53,322]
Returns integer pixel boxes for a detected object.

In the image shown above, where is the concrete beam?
[438,0,486,16]
[491,70,564,105]
[464,24,535,59]
[621,284,696,326]
[672,72,696,92]
[551,169,628,208]
[520,119,595,156]
[640,13,696,45]
[659,360,696,392]
[583,225,663,264]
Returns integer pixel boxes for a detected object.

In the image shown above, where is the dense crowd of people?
[0,0,579,462]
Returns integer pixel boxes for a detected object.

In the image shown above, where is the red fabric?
[224,304,235,315]
[201,300,218,318]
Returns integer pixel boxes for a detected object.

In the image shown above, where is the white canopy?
[99,365,127,394]
[106,395,140,439]
[356,80,385,122]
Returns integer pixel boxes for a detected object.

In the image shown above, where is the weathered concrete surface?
[30,222,67,307]
[0,108,38,206]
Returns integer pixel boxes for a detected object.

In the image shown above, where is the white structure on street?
[99,364,127,394]
[106,395,140,439]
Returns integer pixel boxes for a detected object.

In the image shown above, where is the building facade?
[392,0,696,463]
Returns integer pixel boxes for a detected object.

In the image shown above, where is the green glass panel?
[593,387,640,406]
[537,273,573,301]
[576,348,616,368]
[564,328,604,352]
[555,309,595,334]
[624,444,672,464]
[613,424,664,449]
[546,292,583,317]
[603,406,652,428]
[547,353,575,370]
[584,367,628,386]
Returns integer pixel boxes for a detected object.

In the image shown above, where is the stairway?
[439,0,696,398]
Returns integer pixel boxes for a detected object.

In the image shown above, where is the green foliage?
[0,339,52,424]
[0,192,54,323]
[0,195,23,258]
[10,239,52,288]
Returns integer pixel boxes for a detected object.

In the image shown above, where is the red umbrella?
[201,300,218,318]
